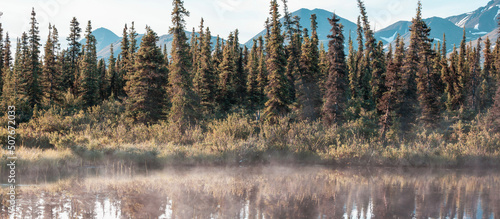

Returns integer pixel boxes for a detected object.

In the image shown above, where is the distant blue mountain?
[243,8,358,50]
[446,0,500,35]
[375,17,464,53]
[80,27,120,54]
[91,0,500,60]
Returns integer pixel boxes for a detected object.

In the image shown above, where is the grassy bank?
[1,100,500,172]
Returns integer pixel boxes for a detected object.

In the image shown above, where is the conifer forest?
[1,0,500,168]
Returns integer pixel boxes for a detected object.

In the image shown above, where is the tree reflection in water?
[1,166,499,218]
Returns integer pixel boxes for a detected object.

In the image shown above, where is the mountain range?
[88,0,500,60]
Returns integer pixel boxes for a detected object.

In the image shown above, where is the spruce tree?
[371,41,387,115]
[480,37,494,111]
[213,36,223,74]
[449,46,462,111]
[283,7,301,104]
[1,32,12,107]
[322,14,347,125]
[347,34,358,99]
[494,38,500,82]
[190,27,199,75]
[234,31,247,106]
[194,26,216,115]
[318,42,328,92]
[458,28,468,108]
[297,14,321,120]
[217,32,236,112]
[128,22,138,59]
[246,40,260,112]
[66,17,81,95]
[411,1,440,126]
[13,34,32,122]
[441,35,457,112]
[42,24,61,106]
[357,0,376,110]
[263,0,289,122]
[168,0,200,129]
[120,24,130,97]
[256,36,268,108]
[78,21,99,108]
[379,37,404,138]
[468,38,482,112]
[125,27,167,123]
[107,44,119,98]
[192,20,204,92]
[97,59,107,101]
[27,8,43,108]
[124,22,138,91]
[354,16,371,111]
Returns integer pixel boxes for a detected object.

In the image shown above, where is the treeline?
[1,0,500,137]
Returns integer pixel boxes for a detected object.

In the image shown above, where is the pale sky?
[0,0,491,46]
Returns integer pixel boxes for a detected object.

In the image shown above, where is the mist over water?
[1,165,499,218]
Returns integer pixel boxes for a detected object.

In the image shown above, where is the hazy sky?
[0,0,491,45]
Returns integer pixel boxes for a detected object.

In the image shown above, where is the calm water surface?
[1,165,499,218]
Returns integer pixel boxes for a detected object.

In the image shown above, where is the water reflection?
[1,166,499,218]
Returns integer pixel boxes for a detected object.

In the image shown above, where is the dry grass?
[0,100,499,171]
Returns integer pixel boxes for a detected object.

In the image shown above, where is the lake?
[1,165,499,218]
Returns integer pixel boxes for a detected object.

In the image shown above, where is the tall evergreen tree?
[371,41,387,115]
[347,34,358,99]
[13,33,32,122]
[354,16,371,111]
[297,14,322,120]
[322,14,347,125]
[318,42,328,91]
[480,37,494,111]
[1,32,12,107]
[246,40,260,112]
[217,32,236,112]
[468,38,482,112]
[128,22,138,60]
[263,0,289,122]
[212,35,223,74]
[107,44,120,98]
[494,38,500,82]
[168,0,200,129]
[412,1,440,126]
[442,35,457,112]
[379,36,404,138]
[194,26,216,115]
[42,24,61,106]
[97,59,107,101]
[457,28,468,108]
[232,30,247,106]
[27,8,43,108]
[283,2,301,104]
[66,17,81,95]
[120,24,130,97]
[78,21,99,107]
[125,27,167,123]
[190,27,199,75]
[357,0,376,110]
[256,36,268,108]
